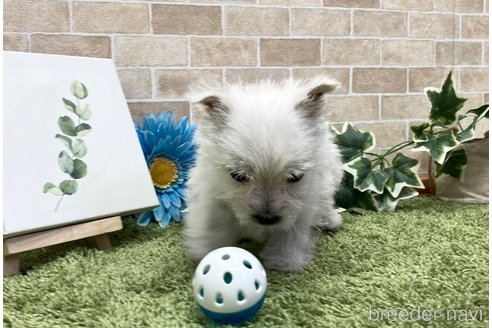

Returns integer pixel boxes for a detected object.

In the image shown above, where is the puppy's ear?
[195,95,230,125]
[188,82,230,126]
[297,78,339,118]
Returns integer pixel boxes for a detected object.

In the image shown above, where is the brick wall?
[4,0,489,171]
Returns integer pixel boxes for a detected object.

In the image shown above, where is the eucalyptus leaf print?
[43,80,92,211]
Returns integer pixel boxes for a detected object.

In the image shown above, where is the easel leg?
[86,233,112,250]
[4,254,21,275]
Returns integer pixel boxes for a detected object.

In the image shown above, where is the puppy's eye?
[287,172,304,183]
[231,171,249,183]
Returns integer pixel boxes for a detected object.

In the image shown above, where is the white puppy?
[184,77,343,272]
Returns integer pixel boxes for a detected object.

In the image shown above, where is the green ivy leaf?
[55,134,72,151]
[59,180,78,195]
[466,104,489,119]
[75,123,92,137]
[58,151,74,174]
[426,72,467,126]
[70,159,87,179]
[71,81,88,99]
[71,139,87,158]
[435,148,467,181]
[374,187,419,213]
[75,104,92,121]
[382,153,424,198]
[43,182,63,196]
[62,98,76,113]
[332,123,375,163]
[456,123,476,143]
[410,122,430,142]
[345,157,388,194]
[412,130,459,164]
[335,173,378,213]
[58,116,77,136]
[457,104,490,143]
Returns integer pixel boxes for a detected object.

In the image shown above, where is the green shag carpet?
[3,198,489,328]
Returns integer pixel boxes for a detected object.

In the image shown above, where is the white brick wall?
[4,0,489,162]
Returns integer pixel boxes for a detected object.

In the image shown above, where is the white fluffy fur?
[184,77,343,272]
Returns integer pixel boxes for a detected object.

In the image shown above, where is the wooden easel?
[3,216,123,275]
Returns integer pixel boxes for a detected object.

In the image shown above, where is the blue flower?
[135,112,196,227]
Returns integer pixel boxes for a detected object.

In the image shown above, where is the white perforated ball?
[192,247,267,324]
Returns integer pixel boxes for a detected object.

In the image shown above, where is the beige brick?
[225,7,288,36]
[31,34,111,58]
[383,0,433,11]
[434,0,484,13]
[73,2,148,33]
[460,68,489,92]
[357,122,407,148]
[484,93,489,103]
[291,9,350,36]
[461,15,489,39]
[4,0,69,32]
[382,40,433,66]
[129,102,190,126]
[156,69,223,98]
[323,39,379,65]
[225,69,290,84]
[3,34,29,51]
[484,42,489,65]
[409,68,455,92]
[153,5,221,35]
[353,68,407,93]
[260,0,320,5]
[459,93,487,109]
[191,38,257,67]
[436,42,482,65]
[292,68,350,94]
[325,96,379,122]
[409,13,458,38]
[381,95,430,120]
[115,36,187,66]
[192,0,256,3]
[353,11,407,37]
[324,0,380,8]
[261,39,320,67]
[475,119,489,138]
[117,69,152,99]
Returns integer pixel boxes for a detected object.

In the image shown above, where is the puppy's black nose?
[253,213,282,225]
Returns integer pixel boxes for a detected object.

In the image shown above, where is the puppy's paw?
[184,241,217,261]
[317,211,342,232]
[260,252,312,273]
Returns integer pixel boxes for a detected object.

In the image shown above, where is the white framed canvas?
[4,51,159,237]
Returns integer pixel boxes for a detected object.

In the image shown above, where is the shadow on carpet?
[3,197,489,327]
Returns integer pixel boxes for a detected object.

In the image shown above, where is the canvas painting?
[4,51,159,237]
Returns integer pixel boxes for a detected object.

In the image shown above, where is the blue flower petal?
[161,193,171,209]
[169,204,180,220]
[153,197,166,222]
[142,114,157,134]
[136,211,153,226]
[169,192,181,208]
[160,211,172,227]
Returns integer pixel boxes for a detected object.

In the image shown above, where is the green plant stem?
[367,140,414,169]
[76,99,81,125]
[55,195,65,212]
[381,141,414,158]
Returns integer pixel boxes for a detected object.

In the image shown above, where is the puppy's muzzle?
[253,213,282,225]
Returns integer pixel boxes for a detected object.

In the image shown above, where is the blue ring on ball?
[198,293,266,324]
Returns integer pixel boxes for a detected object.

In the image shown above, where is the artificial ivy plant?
[333,72,489,213]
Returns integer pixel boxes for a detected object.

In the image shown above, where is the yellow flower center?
[149,157,178,189]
